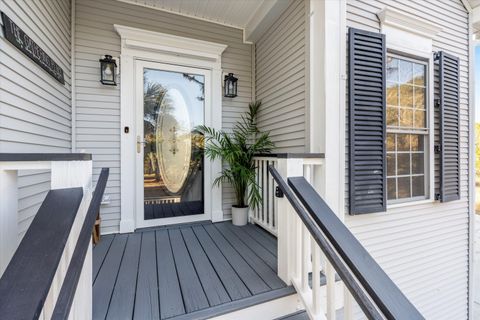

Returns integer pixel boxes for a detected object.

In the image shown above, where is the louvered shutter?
[436,51,461,202]
[348,28,386,215]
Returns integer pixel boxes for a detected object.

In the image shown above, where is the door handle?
[137,136,146,153]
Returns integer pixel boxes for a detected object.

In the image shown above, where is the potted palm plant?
[198,101,274,226]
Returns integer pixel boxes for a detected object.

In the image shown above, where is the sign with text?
[1,12,65,84]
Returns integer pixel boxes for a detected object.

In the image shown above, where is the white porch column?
[308,0,346,218]
[276,157,303,284]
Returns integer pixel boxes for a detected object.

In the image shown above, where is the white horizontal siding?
[345,0,470,318]
[74,0,252,232]
[0,0,71,241]
[255,0,307,153]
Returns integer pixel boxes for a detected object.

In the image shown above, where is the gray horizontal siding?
[345,0,470,318]
[74,0,252,232]
[0,0,71,240]
[255,0,307,153]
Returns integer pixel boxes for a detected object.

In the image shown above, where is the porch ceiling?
[116,0,268,29]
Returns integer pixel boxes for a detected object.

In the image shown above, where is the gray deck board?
[244,223,278,256]
[203,224,270,295]
[223,223,278,272]
[156,229,185,319]
[92,234,114,282]
[215,223,284,289]
[180,227,231,306]
[192,225,251,301]
[169,229,210,313]
[93,234,128,320]
[134,231,160,320]
[93,222,291,320]
[106,233,142,320]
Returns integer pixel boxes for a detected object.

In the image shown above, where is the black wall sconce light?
[99,55,117,86]
[224,73,238,98]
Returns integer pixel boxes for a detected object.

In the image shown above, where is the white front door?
[135,60,212,228]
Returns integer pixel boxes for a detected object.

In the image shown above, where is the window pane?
[397,134,410,151]
[414,87,425,109]
[414,110,425,128]
[400,108,413,127]
[411,134,424,151]
[387,178,397,200]
[385,56,428,205]
[387,134,395,151]
[387,153,396,176]
[397,153,410,175]
[400,85,413,107]
[412,176,425,197]
[412,153,424,174]
[387,57,399,82]
[398,177,411,198]
[387,82,399,106]
[399,60,413,83]
[387,107,399,126]
[413,63,425,86]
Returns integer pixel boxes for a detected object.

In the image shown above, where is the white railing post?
[276,157,303,284]
[0,169,18,276]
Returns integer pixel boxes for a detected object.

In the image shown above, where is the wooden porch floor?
[92,221,294,320]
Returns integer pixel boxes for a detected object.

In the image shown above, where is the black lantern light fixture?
[99,55,117,86]
[224,73,238,98]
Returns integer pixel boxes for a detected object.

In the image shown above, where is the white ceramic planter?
[231,206,249,226]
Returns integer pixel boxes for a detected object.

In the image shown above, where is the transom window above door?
[386,55,429,203]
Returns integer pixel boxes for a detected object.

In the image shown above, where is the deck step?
[275,310,308,320]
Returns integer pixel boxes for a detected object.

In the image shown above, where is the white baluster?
[344,288,354,320]
[262,160,268,225]
[326,260,336,319]
[312,241,321,316]
[302,225,310,291]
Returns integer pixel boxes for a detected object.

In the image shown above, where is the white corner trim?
[114,25,227,60]
[377,7,442,39]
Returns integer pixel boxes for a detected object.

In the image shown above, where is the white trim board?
[115,25,226,233]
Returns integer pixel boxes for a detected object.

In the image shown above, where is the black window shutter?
[436,51,461,202]
[348,28,386,215]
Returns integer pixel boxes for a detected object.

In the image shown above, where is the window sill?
[387,198,434,210]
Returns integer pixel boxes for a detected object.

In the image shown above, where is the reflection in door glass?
[143,68,204,220]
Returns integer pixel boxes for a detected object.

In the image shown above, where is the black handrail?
[254,153,325,159]
[0,188,84,320]
[268,166,424,320]
[52,168,109,319]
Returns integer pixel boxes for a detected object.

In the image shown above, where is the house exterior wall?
[255,0,307,153]
[74,0,253,233]
[0,0,72,240]
[344,0,470,318]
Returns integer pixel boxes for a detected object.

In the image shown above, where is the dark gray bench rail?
[268,165,424,320]
[0,167,109,320]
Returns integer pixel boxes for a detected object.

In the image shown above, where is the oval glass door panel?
[143,68,204,220]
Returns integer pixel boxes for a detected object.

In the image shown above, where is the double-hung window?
[386,54,429,203]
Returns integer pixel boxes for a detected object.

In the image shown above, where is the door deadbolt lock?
[136,136,147,153]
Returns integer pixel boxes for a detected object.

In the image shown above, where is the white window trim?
[377,7,441,209]
[115,25,227,233]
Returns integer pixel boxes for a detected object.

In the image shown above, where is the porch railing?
[0,153,107,319]
[269,158,424,319]
[252,154,324,236]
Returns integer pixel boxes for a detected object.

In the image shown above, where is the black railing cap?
[0,153,92,162]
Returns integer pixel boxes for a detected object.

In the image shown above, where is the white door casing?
[115,25,227,232]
